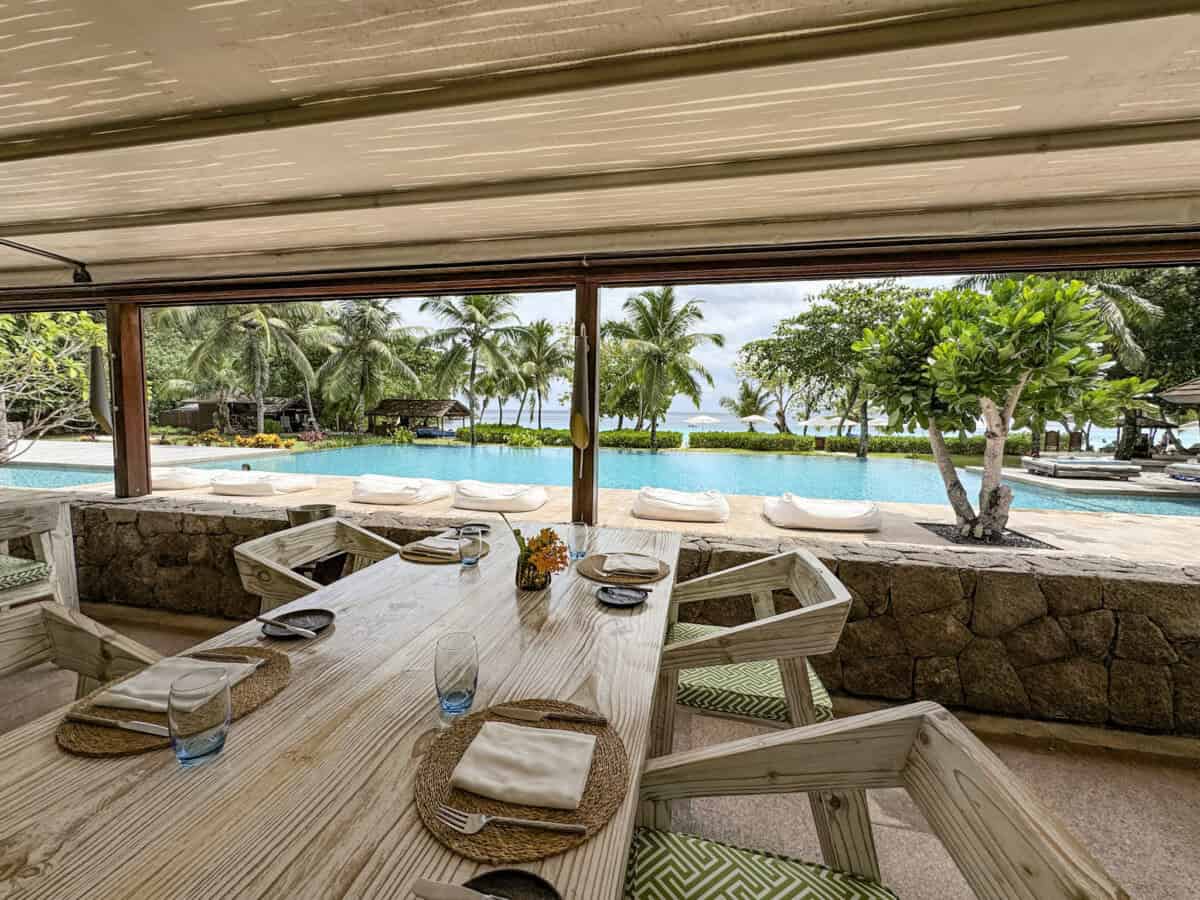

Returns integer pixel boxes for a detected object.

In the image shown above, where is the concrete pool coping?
[45,474,1200,565]
[974,465,1200,498]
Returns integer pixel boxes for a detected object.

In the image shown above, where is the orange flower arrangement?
[517,527,570,575]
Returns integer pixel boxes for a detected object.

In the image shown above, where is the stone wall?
[72,497,1200,734]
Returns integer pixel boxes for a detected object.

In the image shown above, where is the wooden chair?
[234,517,403,613]
[631,702,1126,900]
[648,548,874,877]
[0,495,78,612]
[1,600,160,701]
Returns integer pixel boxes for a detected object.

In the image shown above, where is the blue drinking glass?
[435,632,478,720]
[567,521,590,561]
[459,526,484,567]
[168,668,231,767]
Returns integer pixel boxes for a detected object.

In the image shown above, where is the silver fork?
[436,804,586,835]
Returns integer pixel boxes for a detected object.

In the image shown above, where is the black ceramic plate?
[260,608,335,639]
[464,869,561,899]
[453,522,493,536]
[596,585,649,608]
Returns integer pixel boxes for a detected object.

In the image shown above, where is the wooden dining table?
[0,524,681,899]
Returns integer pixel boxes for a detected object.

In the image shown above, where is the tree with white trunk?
[853,277,1110,539]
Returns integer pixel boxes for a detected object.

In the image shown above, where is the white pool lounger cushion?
[452,479,548,512]
[632,487,730,523]
[352,475,453,506]
[210,471,318,496]
[763,493,882,532]
[150,467,213,491]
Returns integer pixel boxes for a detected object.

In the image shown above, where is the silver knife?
[189,651,267,669]
[493,706,608,725]
[66,712,169,738]
[411,879,502,900]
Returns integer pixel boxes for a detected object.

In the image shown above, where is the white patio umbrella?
[797,415,839,431]
[740,414,771,428]
[686,414,720,429]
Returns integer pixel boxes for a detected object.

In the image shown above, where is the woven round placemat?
[577,553,670,586]
[56,646,290,758]
[414,699,628,864]
[401,540,492,565]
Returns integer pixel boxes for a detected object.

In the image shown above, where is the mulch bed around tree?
[918,522,1060,550]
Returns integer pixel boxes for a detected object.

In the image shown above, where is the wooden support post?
[571,279,600,525]
[106,302,151,498]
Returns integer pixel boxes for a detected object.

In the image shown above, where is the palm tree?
[158,303,319,433]
[317,299,416,430]
[606,286,725,449]
[419,294,527,445]
[518,319,571,430]
[720,380,773,431]
[958,271,1163,370]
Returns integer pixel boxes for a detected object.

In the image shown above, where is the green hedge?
[454,424,682,449]
[820,433,1033,455]
[687,431,816,451]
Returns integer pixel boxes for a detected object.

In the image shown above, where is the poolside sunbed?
[351,475,452,506]
[631,487,729,523]
[150,467,213,491]
[1020,456,1141,480]
[210,471,318,496]
[762,494,882,532]
[452,479,547,512]
[1166,461,1200,482]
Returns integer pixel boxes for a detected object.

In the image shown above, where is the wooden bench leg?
[639,669,678,828]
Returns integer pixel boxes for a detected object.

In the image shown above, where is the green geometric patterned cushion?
[0,554,49,591]
[668,621,834,724]
[626,828,899,899]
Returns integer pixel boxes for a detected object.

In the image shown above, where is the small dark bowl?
[464,869,561,899]
[260,608,335,639]
[596,585,649,608]
[452,522,493,536]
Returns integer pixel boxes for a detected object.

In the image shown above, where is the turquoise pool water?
[182,444,1199,517]
[6,445,1198,516]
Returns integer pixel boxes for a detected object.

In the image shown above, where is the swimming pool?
[0,464,109,489]
[183,444,1200,517]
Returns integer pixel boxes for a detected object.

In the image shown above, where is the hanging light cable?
[0,238,91,283]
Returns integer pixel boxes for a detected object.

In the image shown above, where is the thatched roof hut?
[365,398,470,434]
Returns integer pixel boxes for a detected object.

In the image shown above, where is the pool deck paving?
[6,438,285,469]
[51,474,1200,564]
[980,464,1200,497]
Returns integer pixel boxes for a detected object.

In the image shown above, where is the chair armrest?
[39,602,160,682]
[639,703,928,802]
[672,548,847,608]
[660,597,848,670]
[336,520,403,561]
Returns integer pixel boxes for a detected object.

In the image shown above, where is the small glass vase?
[515,557,551,591]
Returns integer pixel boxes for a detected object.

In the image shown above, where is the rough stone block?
[897,607,973,658]
[1003,617,1071,669]
[1115,613,1179,664]
[1061,610,1116,660]
[182,513,226,535]
[1037,572,1103,617]
[890,563,963,618]
[959,638,1029,715]
[841,655,913,700]
[1019,658,1108,723]
[914,657,963,706]
[1103,577,1200,642]
[707,540,774,573]
[136,511,184,538]
[1172,662,1200,735]
[837,560,891,617]
[1109,660,1174,731]
[807,654,843,694]
[840,616,905,659]
[103,507,140,525]
[972,571,1046,637]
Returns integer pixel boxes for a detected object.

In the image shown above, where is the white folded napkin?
[92,656,257,713]
[601,553,660,576]
[408,532,466,558]
[450,721,597,811]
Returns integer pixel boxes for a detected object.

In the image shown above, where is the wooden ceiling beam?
[0,0,1194,165]
[6,118,1200,239]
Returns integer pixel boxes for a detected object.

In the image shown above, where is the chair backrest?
[0,601,159,683]
[0,496,73,610]
[234,517,402,612]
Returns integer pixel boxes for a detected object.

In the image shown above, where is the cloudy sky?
[394,276,959,412]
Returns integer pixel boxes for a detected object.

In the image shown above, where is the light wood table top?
[0,524,680,899]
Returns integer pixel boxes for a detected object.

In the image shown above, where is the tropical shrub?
[506,430,543,448]
[235,433,296,449]
[600,429,682,449]
[298,430,327,443]
[455,424,683,449]
[688,431,815,451]
[262,418,282,434]
[820,434,1032,455]
[391,426,414,444]
[190,428,231,447]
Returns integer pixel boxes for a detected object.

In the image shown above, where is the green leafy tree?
[158,303,320,434]
[518,319,571,430]
[317,299,417,430]
[719,380,773,431]
[0,312,104,461]
[419,294,526,446]
[855,277,1110,538]
[597,337,643,429]
[605,286,724,449]
[736,336,830,434]
[1103,376,1160,460]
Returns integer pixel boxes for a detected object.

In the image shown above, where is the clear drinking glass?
[459,525,484,567]
[568,521,590,561]
[169,668,232,767]
[435,632,478,720]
